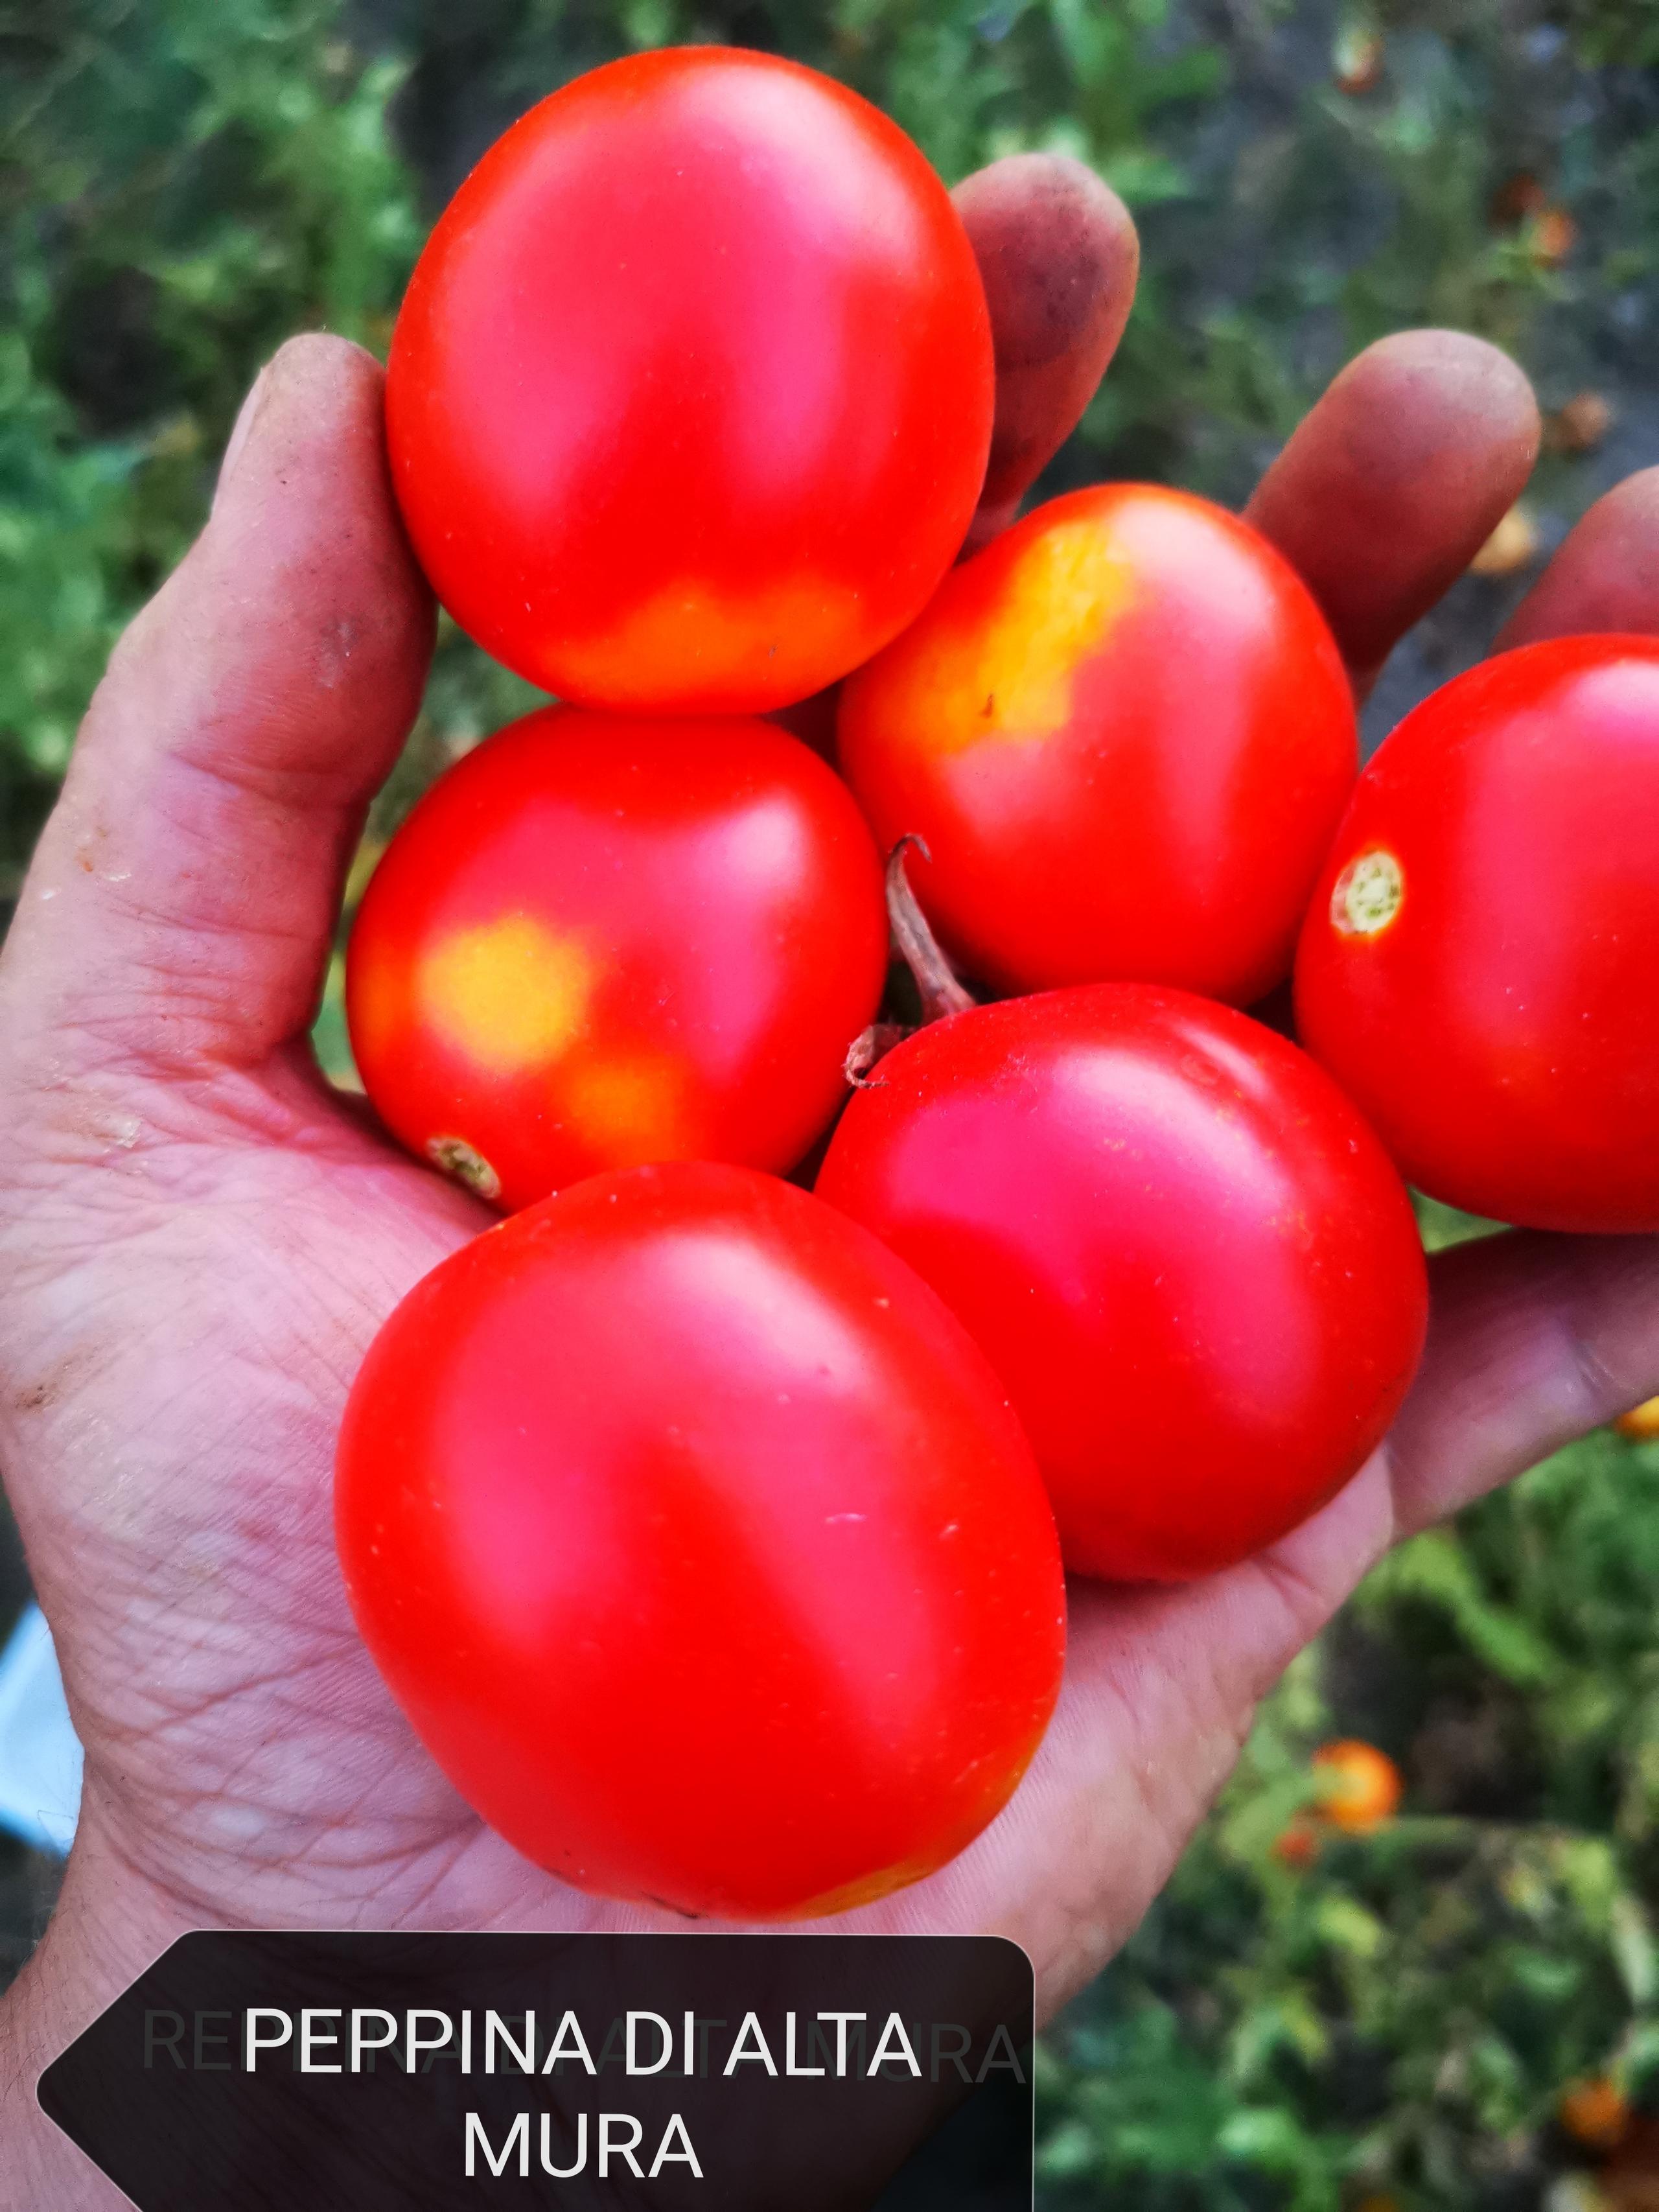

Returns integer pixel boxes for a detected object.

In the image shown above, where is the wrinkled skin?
[4,152,1659,2203]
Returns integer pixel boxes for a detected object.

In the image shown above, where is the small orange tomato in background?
[1468,502,1541,577]
[1272,1821,1322,1869]
[1560,2078,1631,2152]
[1313,1740,1402,1833]
[1615,1396,1659,1441]
[837,482,1357,1005]
[1526,205,1578,268]
[347,710,887,1210]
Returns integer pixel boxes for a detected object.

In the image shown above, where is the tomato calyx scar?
[1330,848,1404,938]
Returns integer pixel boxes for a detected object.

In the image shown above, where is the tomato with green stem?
[837,483,1357,1005]
[819,869,1426,1581]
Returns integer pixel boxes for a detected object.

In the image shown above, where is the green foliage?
[1556,0,1659,67]
[0,0,423,879]
[1038,1199,1659,2204]
[1039,1427,1659,2208]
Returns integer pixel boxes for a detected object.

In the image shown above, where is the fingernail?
[214,361,274,509]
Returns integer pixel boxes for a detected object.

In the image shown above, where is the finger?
[968,1222,1659,2008]
[953,154,1139,551]
[1384,1230,1659,1537]
[1244,331,1540,693]
[1498,465,1659,648]
[905,1226,1659,2012]
[0,335,434,1082]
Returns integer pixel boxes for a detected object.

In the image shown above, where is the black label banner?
[39,1931,1034,2209]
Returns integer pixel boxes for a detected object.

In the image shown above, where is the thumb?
[954,154,1138,552]
[0,335,434,1089]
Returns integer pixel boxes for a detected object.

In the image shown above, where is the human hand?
[2,150,1656,2204]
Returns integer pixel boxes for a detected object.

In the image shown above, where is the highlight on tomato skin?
[345,708,889,1212]
[333,1161,1068,1922]
[817,982,1428,1583]
[836,482,1358,1006]
[386,46,994,714]
[1294,633,1659,1233]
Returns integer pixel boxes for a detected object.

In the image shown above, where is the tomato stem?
[844,1021,908,1088]
[844,842,977,1088]
[887,837,976,1025]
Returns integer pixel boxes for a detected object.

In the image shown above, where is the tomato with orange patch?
[386,47,993,713]
[837,483,1358,1003]
[347,710,887,1209]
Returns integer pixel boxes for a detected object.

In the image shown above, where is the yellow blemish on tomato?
[557,577,861,708]
[419,915,591,1071]
[884,518,1137,752]
[1330,850,1404,938]
[562,1055,693,1165]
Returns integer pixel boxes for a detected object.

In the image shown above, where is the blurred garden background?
[4,1,1659,2204]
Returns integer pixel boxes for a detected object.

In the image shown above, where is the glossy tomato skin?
[1295,636,1659,1231]
[334,1163,1066,1920]
[837,484,1357,1003]
[386,48,993,714]
[346,708,887,1211]
[817,985,1427,1582]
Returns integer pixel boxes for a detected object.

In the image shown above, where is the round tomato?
[1312,1740,1402,1834]
[334,1162,1066,1920]
[386,47,993,714]
[346,708,887,1211]
[817,984,1427,1582]
[837,483,1357,1003]
[1294,635,1659,1231]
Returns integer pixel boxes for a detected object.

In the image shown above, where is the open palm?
[3,157,1658,2202]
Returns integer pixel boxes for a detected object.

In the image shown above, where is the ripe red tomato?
[334,1162,1066,1919]
[837,483,1357,1004]
[347,708,888,1211]
[1295,636,1659,1231]
[817,984,1427,1582]
[386,47,993,714]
